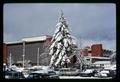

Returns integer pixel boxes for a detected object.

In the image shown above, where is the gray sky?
[3,3,116,50]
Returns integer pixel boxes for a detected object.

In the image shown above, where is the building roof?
[93,61,110,65]
[6,35,52,45]
[22,36,47,42]
[85,56,110,59]
[6,41,23,44]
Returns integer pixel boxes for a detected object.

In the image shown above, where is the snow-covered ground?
[59,76,112,79]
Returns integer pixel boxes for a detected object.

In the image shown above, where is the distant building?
[82,44,103,57]
[102,49,113,57]
[82,44,111,64]
[93,61,111,68]
[82,46,91,56]
[82,48,88,56]
[82,44,114,58]
[3,35,78,67]
[4,35,52,66]
[91,44,103,57]
[4,37,114,67]
[3,43,8,64]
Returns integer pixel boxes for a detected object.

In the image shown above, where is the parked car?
[98,70,109,78]
[79,69,95,77]
[108,70,116,78]
[47,70,59,79]
[59,68,79,76]
[4,70,25,79]
[104,65,116,78]
[26,72,46,79]
[101,69,116,78]
[26,70,59,79]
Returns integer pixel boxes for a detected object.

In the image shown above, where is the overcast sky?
[3,3,116,50]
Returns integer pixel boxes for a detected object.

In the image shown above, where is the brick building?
[82,44,103,57]
[3,43,8,64]
[91,44,103,57]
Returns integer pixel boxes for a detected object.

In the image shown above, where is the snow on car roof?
[31,70,46,74]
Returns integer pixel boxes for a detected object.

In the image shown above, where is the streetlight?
[37,48,40,66]
[9,53,12,68]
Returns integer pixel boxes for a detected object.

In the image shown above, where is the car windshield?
[48,71,56,75]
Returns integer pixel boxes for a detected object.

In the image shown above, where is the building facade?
[82,44,103,57]
[3,43,8,64]
[5,35,52,66]
[91,44,103,57]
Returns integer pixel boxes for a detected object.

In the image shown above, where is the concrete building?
[4,35,78,67]
[5,35,52,66]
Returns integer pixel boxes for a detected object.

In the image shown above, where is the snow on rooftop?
[22,36,47,42]
[6,36,49,44]
[93,61,111,65]
[6,41,23,44]
[85,56,110,59]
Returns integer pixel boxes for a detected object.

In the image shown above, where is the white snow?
[100,70,109,74]
[56,22,62,28]
[55,34,63,42]
[49,12,75,68]
[54,32,61,40]
[10,65,24,72]
[104,65,116,70]
[59,76,112,79]
[63,38,68,47]
[49,41,56,49]
[82,69,94,73]
[49,48,54,55]
[22,36,47,42]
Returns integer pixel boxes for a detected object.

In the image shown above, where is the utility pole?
[23,41,25,68]
[9,53,12,68]
[37,48,40,66]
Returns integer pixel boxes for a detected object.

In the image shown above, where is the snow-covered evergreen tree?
[49,11,74,68]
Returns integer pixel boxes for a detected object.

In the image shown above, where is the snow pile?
[83,69,94,73]
[100,70,109,74]
[30,66,54,74]
[49,11,75,68]
[10,65,24,72]
[104,65,116,70]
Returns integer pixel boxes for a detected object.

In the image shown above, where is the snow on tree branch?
[49,11,74,68]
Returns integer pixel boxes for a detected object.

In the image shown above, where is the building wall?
[3,43,8,64]
[91,44,103,57]
[6,36,78,67]
[82,48,88,56]
[7,40,51,66]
